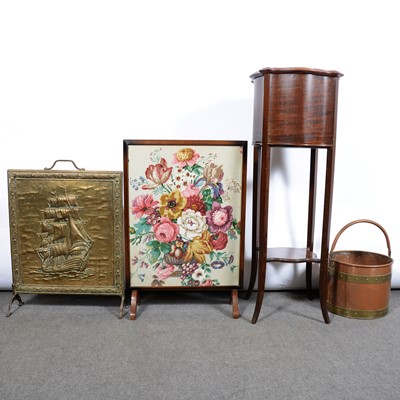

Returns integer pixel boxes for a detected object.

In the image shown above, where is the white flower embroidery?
[191,267,205,283]
[177,209,207,240]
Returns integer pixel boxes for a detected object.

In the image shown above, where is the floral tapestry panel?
[127,144,245,288]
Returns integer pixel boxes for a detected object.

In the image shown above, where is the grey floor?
[1,289,399,400]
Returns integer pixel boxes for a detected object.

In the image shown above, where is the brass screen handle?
[44,160,85,171]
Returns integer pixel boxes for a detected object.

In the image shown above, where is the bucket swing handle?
[330,219,392,257]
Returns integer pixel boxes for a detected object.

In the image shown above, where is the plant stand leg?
[245,145,260,300]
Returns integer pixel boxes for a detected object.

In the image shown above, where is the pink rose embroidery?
[153,217,179,243]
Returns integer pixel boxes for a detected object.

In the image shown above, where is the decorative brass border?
[327,302,388,319]
[328,265,391,284]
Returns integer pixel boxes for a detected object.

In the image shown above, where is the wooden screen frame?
[123,140,247,310]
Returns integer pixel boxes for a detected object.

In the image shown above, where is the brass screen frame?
[8,169,124,298]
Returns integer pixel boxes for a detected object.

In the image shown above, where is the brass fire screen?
[7,166,124,317]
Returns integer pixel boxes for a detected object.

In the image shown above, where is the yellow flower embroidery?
[172,148,200,167]
[184,231,213,263]
[159,190,187,220]
[176,148,195,162]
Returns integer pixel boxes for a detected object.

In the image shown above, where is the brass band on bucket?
[328,265,391,284]
[327,302,388,319]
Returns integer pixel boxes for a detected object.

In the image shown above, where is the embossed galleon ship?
[37,192,94,273]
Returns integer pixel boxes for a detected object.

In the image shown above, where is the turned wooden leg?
[231,289,239,319]
[130,290,139,320]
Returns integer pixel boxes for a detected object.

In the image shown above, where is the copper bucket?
[327,219,393,319]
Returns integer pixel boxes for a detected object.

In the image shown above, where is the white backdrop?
[1,0,399,290]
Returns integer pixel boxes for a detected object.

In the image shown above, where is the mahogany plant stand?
[245,67,343,324]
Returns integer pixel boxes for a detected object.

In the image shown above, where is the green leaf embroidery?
[147,240,160,249]
[134,217,152,235]
[149,248,161,264]
[160,242,172,254]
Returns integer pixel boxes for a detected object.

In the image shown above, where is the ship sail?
[37,190,93,273]
[48,195,79,207]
